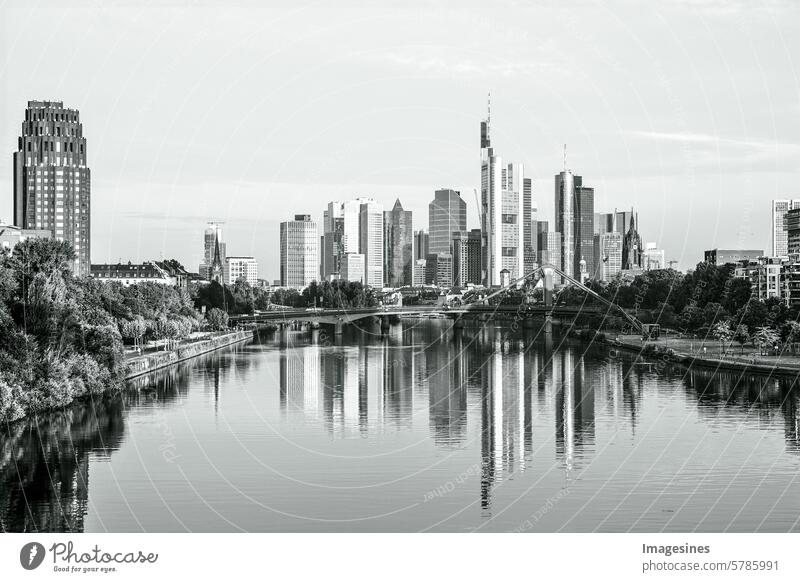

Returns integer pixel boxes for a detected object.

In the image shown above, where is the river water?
[2,319,799,532]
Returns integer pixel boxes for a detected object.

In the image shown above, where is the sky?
[1,0,799,279]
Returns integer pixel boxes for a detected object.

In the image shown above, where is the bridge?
[230,264,644,335]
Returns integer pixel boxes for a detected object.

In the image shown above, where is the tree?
[119,315,147,351]
[206,308,229,331]
[732,324,750,354]
[711,320,733,354]
[753,326,780,355]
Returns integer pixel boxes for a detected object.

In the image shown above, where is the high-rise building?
[384,199,413,287]
[200,222,226,279]
[412,259,427,286]
[359,198,384,288]
[595,209,632,238]
[576,184,595,278]
[593,232,622,282]
[538,228,562,284]
[225,256,258,285]
[786,208,800,255]
[555,159,594,280]
[480,109,526,287]
[429,189,466,256]
[13,101,91,276]
[280,214,319,288]
[773,199,800,257]
[321,200,360,280]
[414,230,429,261]
[452,229,482,287]
[341,252,365,284]
[425,253,453,287]
[523,178,536,275]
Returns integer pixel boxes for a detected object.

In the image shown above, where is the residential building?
[280,214,319,288]
[772,199,800,257]
[13,101,91,276]
[358,198,384,288]
[0,220,51,253]
[384,199,413,287]
[341,252,365,284]
[754,257,784,302]
[225,256,258,285]
[452,229,482,287]
[704,249,763,266]
[90,261,177,286]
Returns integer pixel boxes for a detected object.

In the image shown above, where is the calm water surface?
[2,319,799,532]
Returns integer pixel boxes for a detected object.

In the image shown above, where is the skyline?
[2,1,799,279]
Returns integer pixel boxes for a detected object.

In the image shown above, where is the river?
[2,319,799,532]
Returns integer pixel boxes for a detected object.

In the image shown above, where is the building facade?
[704,249,764,265]
[452,229,482,287]
[280,214,319,288]
[359,199,384,288]
[429,189,466,256]
[785,208,800,256]
[414,230,429,261]
[0,221,51,253]
[90,262,177,286]
[593,232,623,282]
[321,200,360,280]
[225,256,258,285]
[383,198,413,287]
[772,199,800,257]
[643,242,666,270]
[13,101,91,276]
[425,253,453,287]
[341,252,365,284]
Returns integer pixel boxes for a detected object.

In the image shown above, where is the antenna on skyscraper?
[563,144,567,171]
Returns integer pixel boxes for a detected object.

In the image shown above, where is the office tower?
[412,259,427,286]
[359,198,384,288]
[452,229,482,286]
[538,229,562,284]
[321,200,360,280]
[225,256,258,285]
[200,222,226,279]
[341,252,365,284]
[554,165,575,279]
[425,253,453,287]
[595,209,632,238]
[576,184,595,278]
[414,230,429,261]
[13,101,91,276]
[621,211,644,270]
[480,108,525,286]
[523,178,536,274]
[429,189,466,256]
[593,232,623,282]
[384,199,413,287]
[772,199,800,256]
[643,243,666,271]
[280,214,319,288]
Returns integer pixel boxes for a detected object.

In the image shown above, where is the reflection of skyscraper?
[554,351,595,470]
[428,342,467,448]
[383,345,414,429]
[279,345,320,416]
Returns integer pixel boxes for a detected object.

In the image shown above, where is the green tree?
[206,307,229,331]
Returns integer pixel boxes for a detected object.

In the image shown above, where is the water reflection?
[2,321,799,532]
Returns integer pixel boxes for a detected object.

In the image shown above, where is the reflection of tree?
[0,395,126,532]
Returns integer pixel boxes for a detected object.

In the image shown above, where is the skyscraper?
[555,156,594,280]
[452,229,482,286]
[359,198,384,288]
[384,199,413,287]
[200,222,226,279]
[414,230,429,260]
[480,107,526,287]
[322,200,360,280]
[772,199,800,257]
[429,189,466,256]
[13,101,91,276]
[280,214,319,288]
[593,232,622,282]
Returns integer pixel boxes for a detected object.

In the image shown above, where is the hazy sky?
[2,0,799,278]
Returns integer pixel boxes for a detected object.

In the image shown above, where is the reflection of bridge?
[230,264,643,335]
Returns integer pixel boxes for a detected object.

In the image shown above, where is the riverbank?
[125,329,253,379]
[607,333,800,378]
